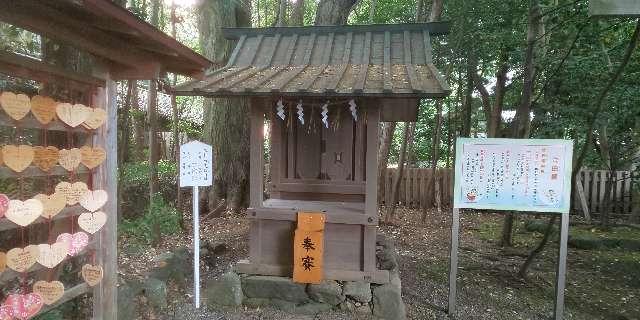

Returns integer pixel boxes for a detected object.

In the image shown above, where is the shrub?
[120,194,182,245]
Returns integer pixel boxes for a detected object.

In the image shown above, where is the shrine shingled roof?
[174,23,451,98]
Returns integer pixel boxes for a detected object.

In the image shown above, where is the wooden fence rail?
[378,168,635,218]
[378,168,453,209]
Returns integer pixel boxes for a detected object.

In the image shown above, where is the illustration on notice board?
[454,138,573,213]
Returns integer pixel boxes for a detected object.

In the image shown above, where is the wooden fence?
[575,169,635,218]
[379,168,635,218]
[378,168,454,209]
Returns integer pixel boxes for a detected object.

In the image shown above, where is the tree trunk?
[369,0,377,23]
[276,0,287,26]
[512,0,540,139]
[170,0,184,229]
[572,19,640,207]
[423,100,443,223]
[314,0,358,25]
[462,56,475,138]
[148,79,161,246]
[518,215,557,278]
[502,0,541,248]
[385,123,414,224]
[119,80,133,166]
[117,80,133,220]
[428,0,444,22]
[632,139,640,223]
[415,0,425,23]
[378,122,396,200]
[149,0,161,248]
[132,82,145,161]
[290,0,305,25]
[198,0,251,212]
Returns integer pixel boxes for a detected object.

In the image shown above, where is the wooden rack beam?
[0,112,100,134]
[0,165,89,179]
[0,204,85,232]
[0,241,97,285]
[0,51,105,89]
[40,283,90,315]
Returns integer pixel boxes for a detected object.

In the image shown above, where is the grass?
[472,217,640,319]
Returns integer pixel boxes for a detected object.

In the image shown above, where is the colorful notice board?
[453,138,573,213]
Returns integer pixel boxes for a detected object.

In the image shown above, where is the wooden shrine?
[176,23,450,284]
[0,1,209,319]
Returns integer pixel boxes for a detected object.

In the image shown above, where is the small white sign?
[180,140,213,187]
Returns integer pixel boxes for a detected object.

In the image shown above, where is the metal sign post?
[448,138,573,319]
[179,140,213,309]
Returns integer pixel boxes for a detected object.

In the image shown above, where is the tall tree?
[315,0,358,25]
[500,0,541,248]
[290,0,306,25]
[148,0,162,247]
[198,0,252,212]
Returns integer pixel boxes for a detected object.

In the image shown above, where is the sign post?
[448,138,573,319]
[179,140,213,309]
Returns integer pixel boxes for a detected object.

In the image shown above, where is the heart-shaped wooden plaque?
[0,251,6,273]
[56,232,89,256]
[58,148,82,172]
[33,146,59,172]
[0,91,31,120]
[0,193,9,218]
[33,193,66,219]
[36,242,68,268]
[56,103,91,127]
[30,95,57,125]
[6,245,39,272]
[82,264,104,287]
[78,211,107,234]
[0,305,11,320]
[79,190,108,212]
[2,145,34,173]
[79,146,106,169]
[82,108,107,130]
[6,199,43,227]
[33,281,65,305]
[54,181,88,205]
[4,293,43,320]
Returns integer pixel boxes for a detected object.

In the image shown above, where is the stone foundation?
[205,235,405,319]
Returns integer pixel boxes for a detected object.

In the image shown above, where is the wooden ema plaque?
[292,212,325,284]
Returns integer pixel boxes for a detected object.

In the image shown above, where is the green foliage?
[120,194,182,244]
[33,310,64,320]
[121,160,177,185]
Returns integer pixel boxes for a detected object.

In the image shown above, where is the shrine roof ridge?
[221,22,451,39]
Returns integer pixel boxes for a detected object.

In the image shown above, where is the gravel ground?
[119,208,640,320]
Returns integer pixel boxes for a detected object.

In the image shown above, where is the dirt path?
[119,208,640,320]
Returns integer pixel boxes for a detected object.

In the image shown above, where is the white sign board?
[179,140,213,309]
[453,138,573,213]
[180,140,213,187]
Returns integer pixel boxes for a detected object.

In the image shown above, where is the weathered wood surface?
[0,112,99,134]
[0,241,97,285]
[0,51,104,89]
[175,23,450,98]
[0,205,85,232]
[377,168,635,218]
[589,0,640,17]
[0,165,89,179]
[574,169,634,218]
[378,167,453,209]
[92,78,118,320]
